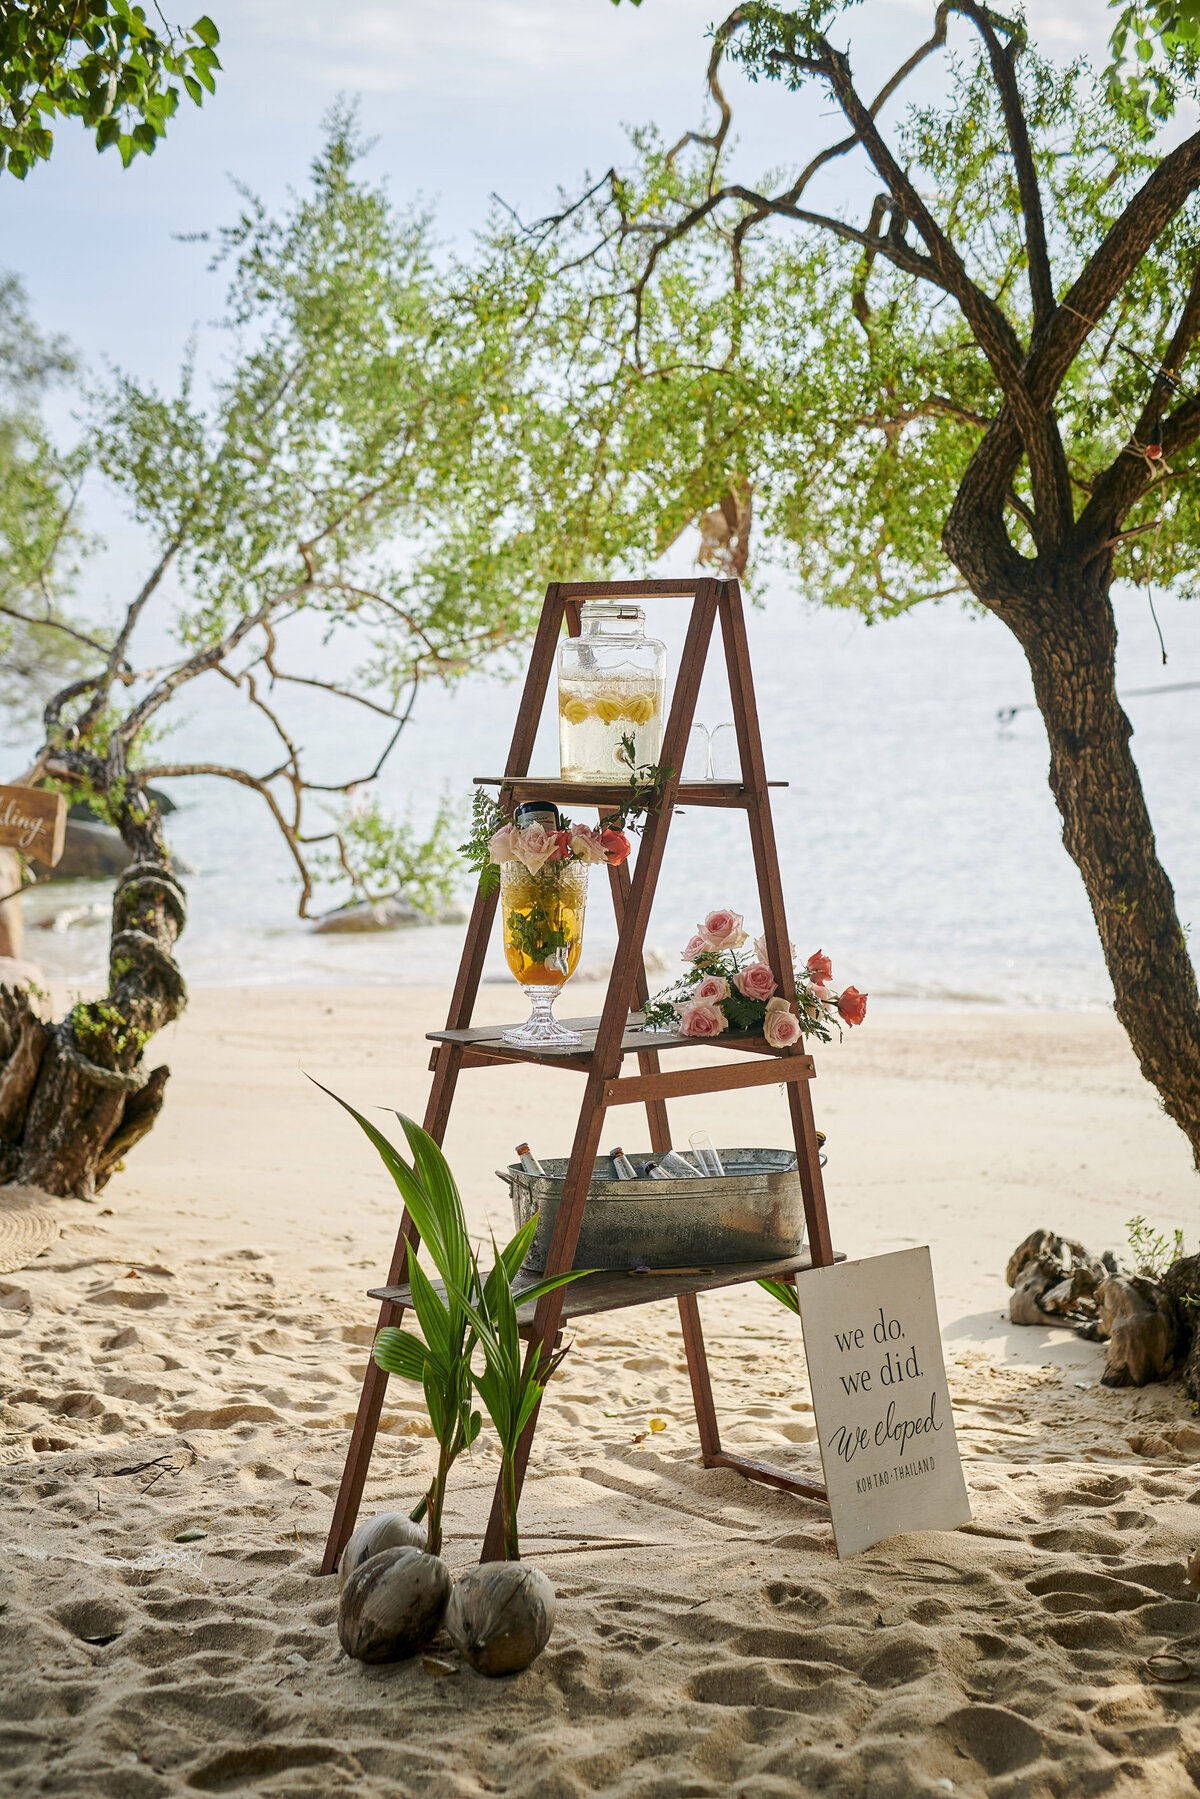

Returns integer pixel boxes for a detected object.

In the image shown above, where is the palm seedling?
[448,1246,579,1562]
[316,1080,583,1556]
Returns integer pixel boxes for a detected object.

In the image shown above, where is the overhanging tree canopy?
[0,113,620,1199]
[510,0,1200,1164]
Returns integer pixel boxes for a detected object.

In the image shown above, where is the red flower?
[600,828,631,865]
[806,949,833,986]
[549,829,572,861]
[837,985,868,1027]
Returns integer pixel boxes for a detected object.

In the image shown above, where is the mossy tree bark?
[0,770,185,1201]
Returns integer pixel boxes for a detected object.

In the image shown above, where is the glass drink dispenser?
[557,600,667,781]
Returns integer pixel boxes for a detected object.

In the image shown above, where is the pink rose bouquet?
[480,814,631,879]
[643,903,867,1045]
[462,786,651,898]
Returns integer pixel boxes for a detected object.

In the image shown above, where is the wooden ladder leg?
[322,585,571,1575]
[608,857,722,1462]
[677,1294,722,1463]
[786,1079,834,1268]
[718,578,834,1268]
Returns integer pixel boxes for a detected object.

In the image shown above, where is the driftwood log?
[1006,1227,1199,1391]
[1005,1229,1115,1328]
[1079,1276,1176,1388]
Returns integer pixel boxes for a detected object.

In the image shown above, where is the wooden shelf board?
[428,1011,784,1066]
[369,1250,841,1325]
[474,775,786,811]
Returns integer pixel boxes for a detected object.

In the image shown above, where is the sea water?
[19,572,1200,1011]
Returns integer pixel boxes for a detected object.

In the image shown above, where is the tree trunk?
[990,560,1200,1166]
[1162,1253,1200,1406]
[0,782,186,1200]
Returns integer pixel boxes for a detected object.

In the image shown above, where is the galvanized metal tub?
[498,1148,805,1272]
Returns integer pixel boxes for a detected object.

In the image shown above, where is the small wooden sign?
[797,1247,971,1558]
[0,784,67,867]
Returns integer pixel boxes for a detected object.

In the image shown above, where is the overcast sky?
[3,1,1110,391]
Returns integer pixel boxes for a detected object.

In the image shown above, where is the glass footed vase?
[500,858,589,1047]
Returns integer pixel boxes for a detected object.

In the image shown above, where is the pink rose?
[806,949,833,986]
[734,961,777,1002]
[569,826,606,865]
[681,933,710,963]
[600,828,631,866]
[488,823,518,864]
[513,822,558,874]
[676,998,728,1038]
[763,1005,802,1049]
[700,908,747,952]
[694,973,730,1003]
[837,985,868,1027]
[755,932,795,968]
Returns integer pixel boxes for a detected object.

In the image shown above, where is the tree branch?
[76,524,192,736]
[1074,262,1200,553]
[956,2,1055,330]
[0,601,109,657]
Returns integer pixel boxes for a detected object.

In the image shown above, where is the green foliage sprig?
[1105,2,1200,136]
[459,790,509,895]
[615,732,674,830]
[0,4,221,179]
[313,790,462,915]
[1126,1213,1188,1279]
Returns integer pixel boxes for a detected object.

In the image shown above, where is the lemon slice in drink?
[622,693,655,724]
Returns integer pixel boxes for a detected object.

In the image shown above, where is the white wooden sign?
[797,1246,971,1558]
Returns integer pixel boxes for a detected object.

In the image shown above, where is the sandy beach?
[3,987,1200,1797]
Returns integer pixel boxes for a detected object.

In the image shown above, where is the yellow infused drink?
[557,599,667,781]
[501,860,587,988]
[558,675,664,780]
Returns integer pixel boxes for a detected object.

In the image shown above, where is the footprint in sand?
[88,1285,172,1310]
[859,1630,941,1688]
[1029,1525,1131,1554]
[938,1705,1043,1778]
[1024,1569,1158,1613]
[1045,1613,1133,1652]
[53,1595,130,1643]
[687,1658,853,1712]
[763,1580,835,1615]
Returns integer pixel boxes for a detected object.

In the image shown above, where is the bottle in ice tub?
[558,601,667,780]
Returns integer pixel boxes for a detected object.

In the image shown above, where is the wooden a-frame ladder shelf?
[320,577,840,1574]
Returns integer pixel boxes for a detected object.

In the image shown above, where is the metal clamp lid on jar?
[580,600,646,627]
